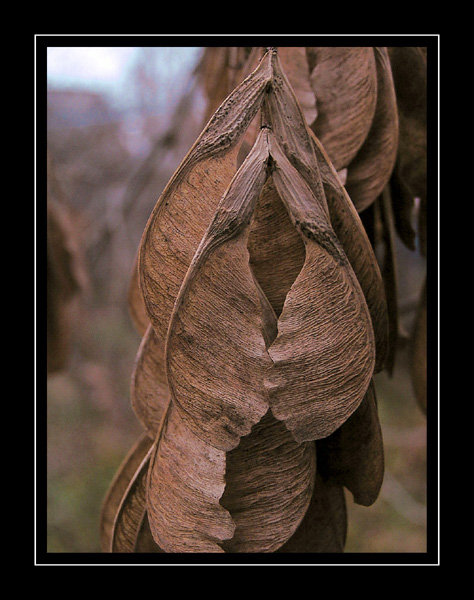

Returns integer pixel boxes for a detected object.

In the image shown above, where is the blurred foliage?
[44,47,428,558]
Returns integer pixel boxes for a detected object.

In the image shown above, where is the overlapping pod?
[306,46,378,172]
[344,47,399,212]
[105,47,388,553]
[100,433,162,553]
[138,49,273,344]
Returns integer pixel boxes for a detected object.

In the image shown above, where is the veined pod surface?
[306,46,378,172]
[139,49,273,344]
[147,264,316,552]
[111,46,396,554]
[345,47,399,212]
[165,129,273,452]
[265,135,376,442]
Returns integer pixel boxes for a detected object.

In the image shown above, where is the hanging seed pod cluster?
[100,46,427,553]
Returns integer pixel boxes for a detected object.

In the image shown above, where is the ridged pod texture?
[101,47,399,554]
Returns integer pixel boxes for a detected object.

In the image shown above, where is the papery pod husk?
[128,251,149,337]
[221,290,315,553]
[252,49,388,373]
[138,127,317,552]
[146,395,317,553]
[165,52,376,447]
[196,46,390,373]
[100,433,150,551]
[199,46,319,172]
[345,47,399,213]
[122,47,386,554]
[147,401,233,553]
[306,47,378,172]
[247,176,306,317]
[197,47,265,125]
[309,130,389,373]
[133,514,163,552]
[197,47,236,124]
[130,324,169,438]
[100,433,163,553]
[277,47,317,127]
[316,379,384,507]
[147,401,316,553]
[202,47,379,175]
[221,410,316,553]
[265,158,376,441]
[138,124,317,551]
[139,49,273,345]
[198,47,388,371]
[263,51,376,442]
[277,473,347,553]
[164,128,273,452]
[146,397,317,552]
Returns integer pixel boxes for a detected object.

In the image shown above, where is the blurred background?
[45,44,429,556]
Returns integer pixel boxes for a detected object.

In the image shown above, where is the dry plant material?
[221,410,316,553]
[344,47,399,212]
[316,380,384,507]
[139,50,273,344]
[276,473,347,553]
[102,45,420,554]
[165,128,273,451]
[311,133,389,373]
[131,324,169,438]
[306,47,377,171]
[100,433,162,553]
[147,401,234,552]
[264,136,375,442]
[278,47,318,127]
[128,252,149,337]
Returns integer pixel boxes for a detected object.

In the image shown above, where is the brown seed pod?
[105,47,392,554]
[344,47,399,212]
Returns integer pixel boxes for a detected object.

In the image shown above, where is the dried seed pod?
[278,46,317,127]
[345,47,399,212]
[147,401,234,553]
[147,272,316,553]
[139,49,273,344]
[220,297,315,553]
[165,129,273,451]
[265,136,375,442]
[127,251,149,337]
[261,52,376,442]
[100,434,164,553]
[277,473,347,553]
[316,380,384,506]
[265,52,328,210]
[221,410,316,553]
[247,176,306,317]
[130,324,169,439]
[113,46,393,555]
[306,47,378,171]
[265,49,388,373]
[310,131,389,373]
[100,434,153,552]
